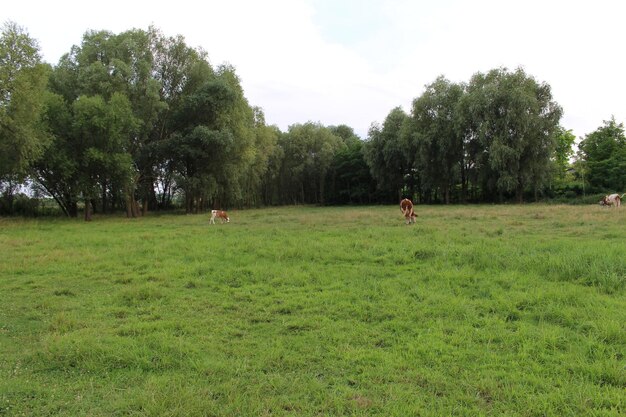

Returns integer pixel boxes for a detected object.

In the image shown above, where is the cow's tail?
[621,193,626,199]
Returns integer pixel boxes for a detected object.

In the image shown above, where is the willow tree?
[363,107,411,202]
[0,21,50,211]
[408,76,464,203]
[240,107,280,207]
[552,126,576,182]
[163,60,234,213]
[36,92,138,220]
[578,117,626,191]
[325,125,375,204]
[462,68,562,202]
[278,122,345,205]
[38,28,164,216]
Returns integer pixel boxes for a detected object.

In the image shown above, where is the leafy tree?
[160,61,262,212]
[323,124,373,204]
[35,92,138,219]
[41,28,165,216]
[139,33,262,211]
[363,107,410,202]
[74,28,166,214]
[164,65,236,212]
[278,122,345,205]
[36,25,268,216]
[330,124,361,146]
[241,107,280,207]
[145,27,209,210]
[260,124,285,206]
[73,93,138,220]
[34,92,78,217]
[408,76,464,203]
[553,126,576,179]
[0,21,50,209]
[112,28,166,214]
[462,68,562,202]
[578,117,626,191]
[210,64,258,208]
[326,140,375,204]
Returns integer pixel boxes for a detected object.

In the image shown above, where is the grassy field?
[0,205,624,416]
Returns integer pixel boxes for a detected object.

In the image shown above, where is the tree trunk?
[68,200,78,218]
[126,196,133,218]
[460,163,467,203]
[516,184,524,203]
[146,177,158,211]
[102,180,108,214]
[185,193,192,214]
[84,199,93,221]
[4,193,14,215]
[132,199,141,217]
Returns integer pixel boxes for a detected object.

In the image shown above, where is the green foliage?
[0,193,39,216]
[277,122,346,204]
[326,140,376,204]
[325,125,375,204]
[363,107,411,201]
[0,205,624,415]
[461,68,563,202]
[36,28,165,217]
[408,76,465,203]
[34,91,138,218]
[31,25,275,216]
[330,124,361,147]
[553,127,576,179]
[578,117,626,191]
[0,21,606,213]
[243,109,281,207]
[0,21,50,183]
[367,69,564,204]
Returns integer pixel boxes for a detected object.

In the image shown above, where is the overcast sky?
[5,0,626,140]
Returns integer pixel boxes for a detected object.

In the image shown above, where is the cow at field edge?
[210,209,230,224]
[599,193,624,207]
[400,198,417,224]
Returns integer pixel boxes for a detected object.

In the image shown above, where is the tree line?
[1,22,624,218]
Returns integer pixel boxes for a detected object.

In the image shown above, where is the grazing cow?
[599,193,624,207]
[400,198,417,224]
[210,209,230,224]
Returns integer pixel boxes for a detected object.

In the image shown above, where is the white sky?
[4,0,626,140]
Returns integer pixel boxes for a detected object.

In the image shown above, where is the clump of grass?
[53,289,75,297]
[118,285,166,307]
[184,280,198,289]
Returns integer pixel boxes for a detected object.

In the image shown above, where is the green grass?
[0,205,624,416]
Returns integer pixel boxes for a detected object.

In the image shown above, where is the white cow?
[600,193,624,207]
[210,209,230,224]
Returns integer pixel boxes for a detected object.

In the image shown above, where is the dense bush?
[0,193,62,216]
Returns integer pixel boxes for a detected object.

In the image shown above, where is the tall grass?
[0,205,624,416]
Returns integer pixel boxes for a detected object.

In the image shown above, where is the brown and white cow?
[599,193,624,207]
[400,198,417,224]
[210,209,230,224]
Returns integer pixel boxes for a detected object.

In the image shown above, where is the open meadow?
[0,205,624,416]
